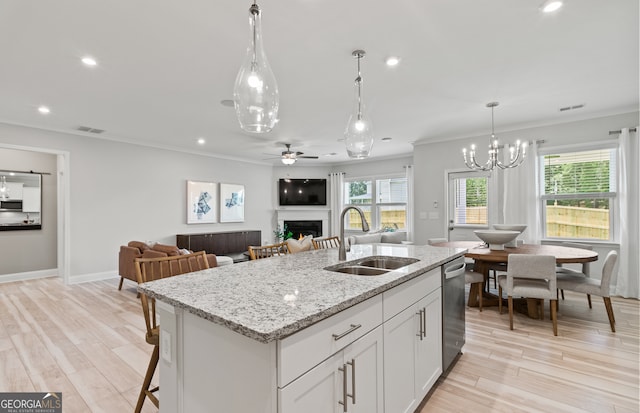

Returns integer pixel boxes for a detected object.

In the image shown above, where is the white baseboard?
[0,269,119,285]
[0,269,58,284]
[67,271,119,285]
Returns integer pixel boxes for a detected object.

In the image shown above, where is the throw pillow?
[286,235,314,253]
[350,233,382,245]
[381,232,406,244]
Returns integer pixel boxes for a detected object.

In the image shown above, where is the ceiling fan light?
[281,157,296,165]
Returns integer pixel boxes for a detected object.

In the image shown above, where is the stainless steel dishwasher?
[442,256,466,373]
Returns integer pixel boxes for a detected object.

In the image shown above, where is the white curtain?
[329,172,345,237]
[503,141,541,244]
[405,165,414,242]
[614,127,639,298]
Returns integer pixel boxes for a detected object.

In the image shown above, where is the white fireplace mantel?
[276,208,331,238]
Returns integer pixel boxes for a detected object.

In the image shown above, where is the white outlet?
[161,329,172,363]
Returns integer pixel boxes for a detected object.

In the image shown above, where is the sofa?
[347,231,408,247]
[118,241,218,290]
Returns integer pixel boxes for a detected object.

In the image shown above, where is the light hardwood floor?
[1,276,638,413]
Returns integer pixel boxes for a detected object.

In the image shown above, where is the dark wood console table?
[177,230,261,263]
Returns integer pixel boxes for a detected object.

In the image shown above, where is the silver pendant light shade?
[344,50,373,159]
[233,3,279,133]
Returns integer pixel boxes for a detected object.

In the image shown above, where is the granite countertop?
[138,243,466,343]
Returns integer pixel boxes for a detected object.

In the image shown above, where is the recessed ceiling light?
[220,99,235,107]
[385,56,400,67]
[38,106,50,114]
[540,0,563,13]
[81,56,97,66]
[197,138,206,145]
[381,137,392,141]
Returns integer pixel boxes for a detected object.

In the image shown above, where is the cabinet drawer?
[277,294,383,387]
[383,267,440,321]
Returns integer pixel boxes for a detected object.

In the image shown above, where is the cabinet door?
[343,326,383,413]
[383,303,419,413]
[279,352,342,413]
[415,289,442,401]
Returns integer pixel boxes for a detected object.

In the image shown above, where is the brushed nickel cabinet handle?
[338,364,348,412]
[332,323,362,341]
[347,358,356,404]
[416,309,424,340]
[421,307,427,339]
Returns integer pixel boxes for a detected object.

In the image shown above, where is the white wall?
[0,123,274,282]
[0,148,57,275]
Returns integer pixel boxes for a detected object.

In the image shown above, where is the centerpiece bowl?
[493,224,527,247]
[474,230,520,250]
[493,224,527,233]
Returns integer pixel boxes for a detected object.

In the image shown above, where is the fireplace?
[285,220,323,238]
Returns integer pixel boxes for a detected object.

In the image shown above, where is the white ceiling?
[0,0,637,165]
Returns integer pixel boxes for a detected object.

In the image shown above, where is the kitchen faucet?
[338,206,370,261]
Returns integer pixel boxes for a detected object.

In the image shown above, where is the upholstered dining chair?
[248,242,289,260]
[134,251,210,413]
[498,254,558,336]
[556,241,593,303]
[312,236,340,249]
[428,238,484,311]
[557,250,618,332]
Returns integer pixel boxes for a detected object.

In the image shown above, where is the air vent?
[559,104,585,112]
[77,126,105,134]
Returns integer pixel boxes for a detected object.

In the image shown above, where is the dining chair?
[429,239,484,310]
[498,254,558,336]
[557,250,618,332]
[312,236,340,249]
[556,241,593,303]
[134,251,210,413]
[248,241,289,260]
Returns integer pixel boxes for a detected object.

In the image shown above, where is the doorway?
[445,169,498,241]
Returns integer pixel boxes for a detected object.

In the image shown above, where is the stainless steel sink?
[331,266,390,276]
[324,256,420,276]
[357,256,419,270]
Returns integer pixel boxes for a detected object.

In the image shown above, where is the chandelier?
[344,50,373,159]
[462,102,527,171]
[233,2,279,133]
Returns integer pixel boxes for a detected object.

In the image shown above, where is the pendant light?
[344,50,373,159]
[233,3,279,133]
[462,102,527,171]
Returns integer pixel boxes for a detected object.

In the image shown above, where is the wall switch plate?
[161,329,171,363]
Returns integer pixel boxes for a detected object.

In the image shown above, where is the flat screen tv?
[279,178,327,206]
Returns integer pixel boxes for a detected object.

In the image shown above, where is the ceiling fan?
[267,143,319,165]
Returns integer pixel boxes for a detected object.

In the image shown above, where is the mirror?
[0,170,42,229]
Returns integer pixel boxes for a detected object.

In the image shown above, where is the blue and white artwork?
[187,181,217,224]
[220,183,245,222]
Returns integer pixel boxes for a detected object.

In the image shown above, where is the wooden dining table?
[432,241,598,318]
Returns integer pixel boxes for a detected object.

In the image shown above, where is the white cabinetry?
[5,182,23,200]
[383,269,442,413]
[22,187,40,212]
[279,326,383,413]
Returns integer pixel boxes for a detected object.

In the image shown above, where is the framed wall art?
[187,180,218,224]
[220,183,245,222]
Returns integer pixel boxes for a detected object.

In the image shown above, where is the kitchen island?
[139,243,465,413]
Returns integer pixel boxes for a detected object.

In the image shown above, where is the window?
[449,171,489,226]
[540,147,616,241]
[343,177,407,231]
